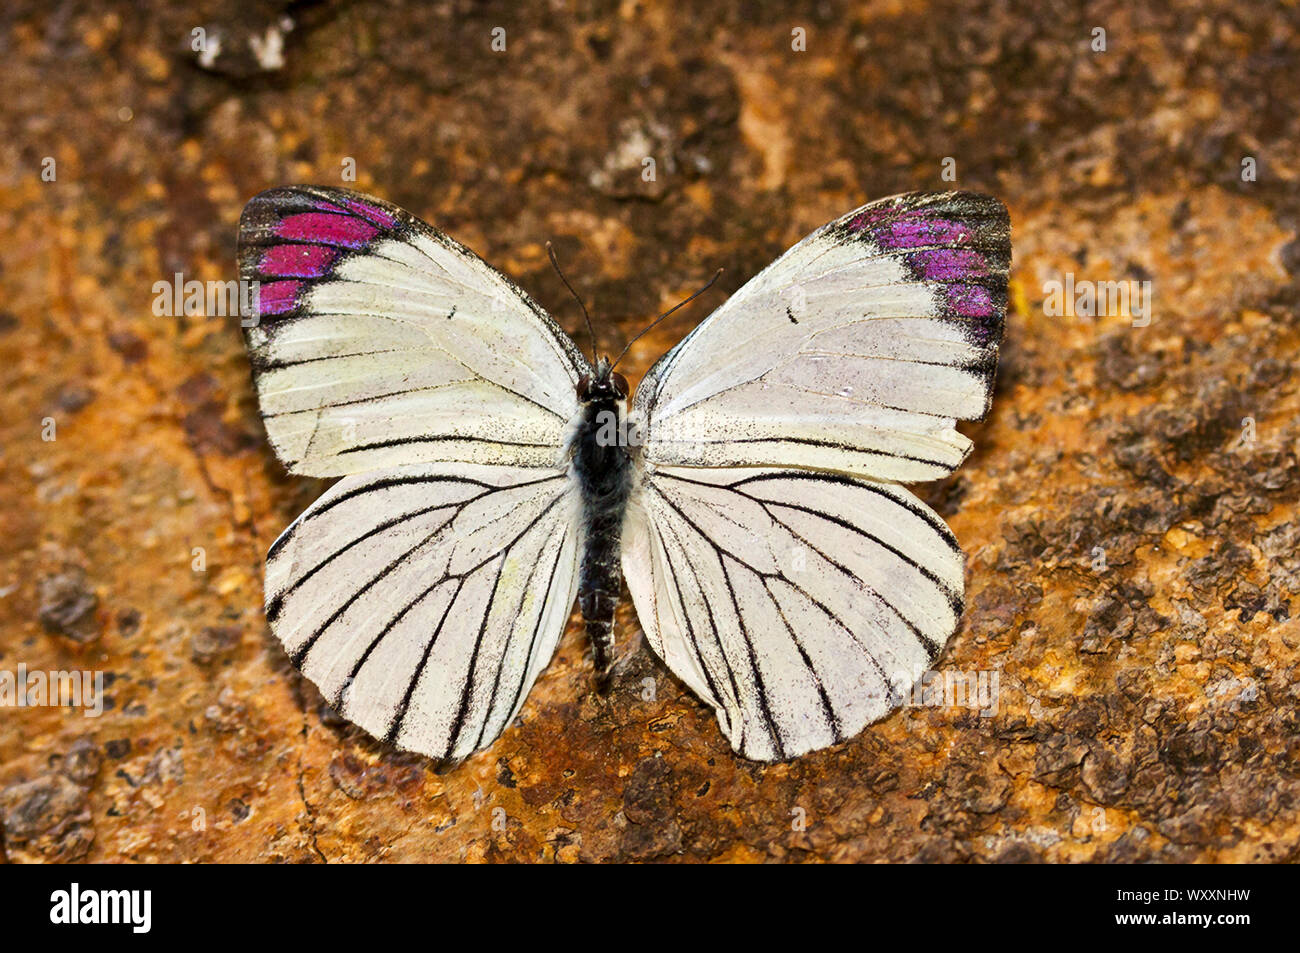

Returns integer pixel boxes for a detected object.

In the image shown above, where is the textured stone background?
[1,0,1298,863]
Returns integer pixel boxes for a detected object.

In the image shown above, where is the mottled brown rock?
[1,0,1298,863]
[1,768,95,863]
[36,569,100,643]
[190,624,243,665]
[60,736,104,786]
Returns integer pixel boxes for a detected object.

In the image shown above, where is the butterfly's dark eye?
[611,372,629,398]
[576,375,591,398]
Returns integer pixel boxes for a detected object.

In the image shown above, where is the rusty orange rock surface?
[1,1,1298,862]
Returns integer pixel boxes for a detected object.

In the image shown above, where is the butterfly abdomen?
[571,394,633,691]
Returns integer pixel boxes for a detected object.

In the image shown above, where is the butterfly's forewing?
[266,463,581,762]
[238,186,587,476]
[625,191,1009,760]
[632,191,1009,482]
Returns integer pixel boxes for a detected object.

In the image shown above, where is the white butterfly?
[237,186,1009,762]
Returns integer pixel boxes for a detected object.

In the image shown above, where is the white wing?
[238,186,587,476]
[633,191,1009,482]
[623,191,1009,760]
[622,465,963,761]
[264,462,580,762]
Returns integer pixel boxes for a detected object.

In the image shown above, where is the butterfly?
[237,186,1009,763]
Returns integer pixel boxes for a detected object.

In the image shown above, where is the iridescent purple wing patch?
[833,191,1010,354]
[237,187,410,322]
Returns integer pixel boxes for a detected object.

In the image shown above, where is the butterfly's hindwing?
[265,462,581,762]
[622,464,964,761]
[238,186,587,476]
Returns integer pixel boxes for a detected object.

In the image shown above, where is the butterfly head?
[577,356,629,403]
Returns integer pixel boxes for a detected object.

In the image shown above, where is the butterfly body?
[238,186,1009,763]
[570,358,634,690]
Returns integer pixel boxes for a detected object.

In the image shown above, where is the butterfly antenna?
[546,241,598,364]
[611,268,724,371]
